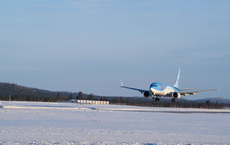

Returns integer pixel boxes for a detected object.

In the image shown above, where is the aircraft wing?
[120,85,149,93]
[120,81,149,93]
[179,88,198,91]
[180,89,217,96]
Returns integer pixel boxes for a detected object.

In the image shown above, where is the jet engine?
[172,92,181,99]
[143,91,151,98]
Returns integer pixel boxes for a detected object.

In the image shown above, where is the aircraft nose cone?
[150,88,156,95]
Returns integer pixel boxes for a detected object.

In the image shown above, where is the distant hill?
[0,82,84,99]
[195,97,230,104]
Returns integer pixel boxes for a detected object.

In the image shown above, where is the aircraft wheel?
[172,99,176,102]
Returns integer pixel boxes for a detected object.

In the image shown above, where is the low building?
[68,99,109,105]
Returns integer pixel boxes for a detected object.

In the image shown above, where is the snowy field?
[0,101,230,145]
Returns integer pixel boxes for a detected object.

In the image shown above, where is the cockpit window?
[151,85,157,87]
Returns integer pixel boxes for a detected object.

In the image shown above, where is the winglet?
[173,68,180,88]
[120,80,124,87]
[217,84,222,92]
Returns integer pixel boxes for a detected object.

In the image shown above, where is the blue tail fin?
[173,68,180,88]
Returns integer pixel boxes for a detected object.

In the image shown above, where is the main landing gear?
[172,98,176,102]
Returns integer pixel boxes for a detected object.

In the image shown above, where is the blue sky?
[0,0,229,100]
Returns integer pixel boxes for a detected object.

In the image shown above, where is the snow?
[0,101,230,145]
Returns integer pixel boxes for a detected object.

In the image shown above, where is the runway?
[1,101,230,114]
[94,107,230,113]
[1,101,230,144]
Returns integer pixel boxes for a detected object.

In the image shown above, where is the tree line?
[0,92,229,109]
[0,91,108,102]
[109,97,229,109]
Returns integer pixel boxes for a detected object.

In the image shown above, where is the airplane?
[121,68,217,102]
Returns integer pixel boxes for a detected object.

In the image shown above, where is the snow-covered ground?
[0,101,230,145]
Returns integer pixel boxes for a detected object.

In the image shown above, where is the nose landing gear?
[155,97,160,102]
[153,95,160,102]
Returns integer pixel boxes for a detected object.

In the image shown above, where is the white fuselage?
[149,83,178,97]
